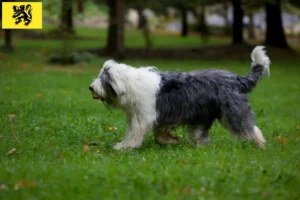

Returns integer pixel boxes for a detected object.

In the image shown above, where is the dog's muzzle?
[89,86,104,101]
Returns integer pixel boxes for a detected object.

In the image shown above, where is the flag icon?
[2,2,42,29]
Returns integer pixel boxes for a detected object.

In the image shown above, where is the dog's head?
[89,60,128,105]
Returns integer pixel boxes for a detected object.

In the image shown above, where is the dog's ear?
[100,70,118,98]
[107,70,127,96]
[102,60,127,96]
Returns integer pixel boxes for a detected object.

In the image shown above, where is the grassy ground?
[8,26,230,50]
[0,32,300,200]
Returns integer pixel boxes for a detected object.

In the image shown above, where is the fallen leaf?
[160,152,166,157]
[108,126,118,131]
[6,114,15,119]
[276,136,288,144]
[21,64,30,69]
[179,160,187,164]
[35,93,43,98]
[14,181,36,190]
[296,125,300,130]
[183,187,192,195]
[0,184,9,190]
[7,148,17,155]
[261,192,269,199]
[57,153,63,159]
[82,144,90,152]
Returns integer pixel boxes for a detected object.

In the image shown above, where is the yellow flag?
[2,2,42,29]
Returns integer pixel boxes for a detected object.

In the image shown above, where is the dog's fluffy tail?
[238,46,271,93]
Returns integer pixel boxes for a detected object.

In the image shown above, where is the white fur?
[250,46,271,76]
[252,126,266,148]
[91,60,161,150]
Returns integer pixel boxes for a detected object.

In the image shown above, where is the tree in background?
[77,0,84,13]
[196,2,209,41]
[106,0,125,58]
[60,0,75,33]
[244,1,262,41]
[180,6,188,37]
[127,0,154,49]
[192,0,230,41]
[232,0,244,44]
[0,0,14,52]
[265,0,289,48]
[167,0,193,37]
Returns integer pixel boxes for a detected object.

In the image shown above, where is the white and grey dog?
[89,46,270,150]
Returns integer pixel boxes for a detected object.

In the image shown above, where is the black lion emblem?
[12,4,32,26]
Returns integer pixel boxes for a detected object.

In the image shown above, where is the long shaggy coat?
[89,46,270,150]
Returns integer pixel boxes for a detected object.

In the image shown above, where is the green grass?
[0,35,300,200]
[11,26,230,50]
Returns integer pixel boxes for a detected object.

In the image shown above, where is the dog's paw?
[113,142,127,150]
[113,141,140,150]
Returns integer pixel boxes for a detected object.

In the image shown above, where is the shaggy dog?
[89,46,270,150]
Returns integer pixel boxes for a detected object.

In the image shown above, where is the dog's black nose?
[89,86,94,92]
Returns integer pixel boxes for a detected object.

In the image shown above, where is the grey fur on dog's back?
[156,64,266,134]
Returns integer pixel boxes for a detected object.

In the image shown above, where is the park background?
[0,0,299,199]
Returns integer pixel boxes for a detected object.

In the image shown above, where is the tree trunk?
[136,8,152,49]
[197,5,209,41]
[222,2,231,36]
[106,0,125,58]
[1,0,14,51]
[3,29,13,51]
[77,0,84,13]
[265,0,289,48]
[137,8,145,29]
[222,2,230,27]
[232,0,244,44]
[247,13,255,40]
[61,0,74,33]
[180,8,188,37]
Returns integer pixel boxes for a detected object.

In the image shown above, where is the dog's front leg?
[113,114,149,150]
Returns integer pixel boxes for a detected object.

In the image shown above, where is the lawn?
[0,34,300,200]
[11,26,230,50]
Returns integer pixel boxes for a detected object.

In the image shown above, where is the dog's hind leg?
[154,125,179,145]
[219,95,266,148]
[188,125,211,145]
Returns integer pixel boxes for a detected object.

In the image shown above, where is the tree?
[197,3,209,40]
[220,1,231,36]
[148,0,191,37]
[77,0,84,13]
[169,1,191,37]
[232,0,244,44]
[180,7,188,37]
[137,7,145,29]
[60,0,74,33]
[244,1,262,41]
[265,0,289,48]
[0,0,14,51]
[247,13,255,40]
[106,0,125,58]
